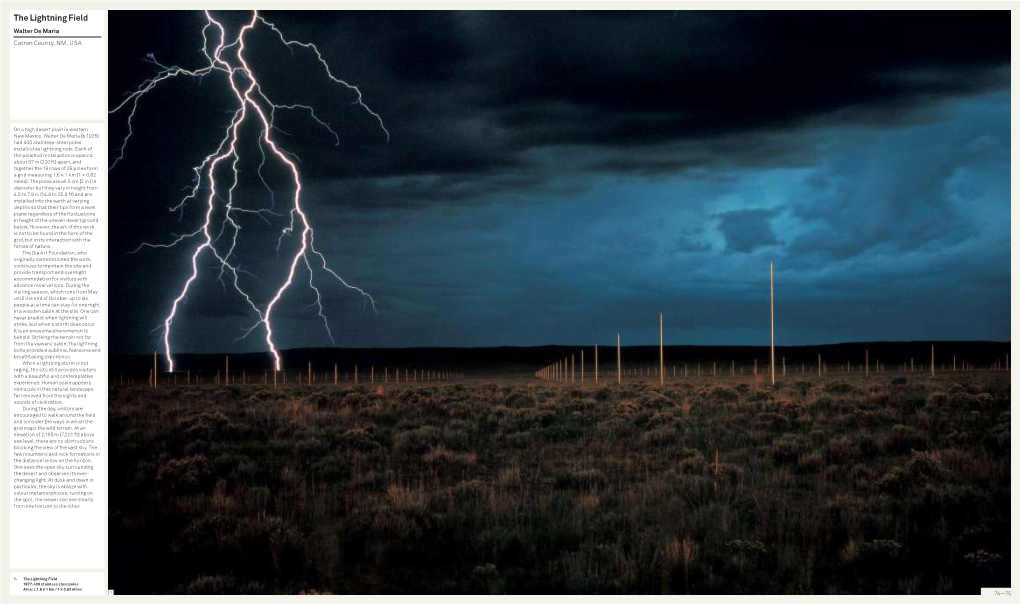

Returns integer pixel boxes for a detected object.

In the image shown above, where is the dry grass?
[109,372,1010,594]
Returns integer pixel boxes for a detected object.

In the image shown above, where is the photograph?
[103,9,1009,595]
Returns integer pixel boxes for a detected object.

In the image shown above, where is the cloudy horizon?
[108,10,1010,354]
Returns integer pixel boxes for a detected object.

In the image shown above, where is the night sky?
[108,11,1010,355]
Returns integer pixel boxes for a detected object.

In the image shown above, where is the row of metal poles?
[537,321,1009,386]
[117,355,464,388]
[540,266,1010,386]
[537,355,1009,386]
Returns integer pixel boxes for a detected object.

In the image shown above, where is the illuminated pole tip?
[111,10,385,372]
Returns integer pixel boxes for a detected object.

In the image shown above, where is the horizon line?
[113,338,1011,356]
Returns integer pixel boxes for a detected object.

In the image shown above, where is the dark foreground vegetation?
[110,373,1010,594]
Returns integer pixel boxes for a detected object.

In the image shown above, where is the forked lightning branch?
[109,10,385,373]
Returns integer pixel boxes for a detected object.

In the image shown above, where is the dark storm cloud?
[784,93,1010,264]
[109,11,1010,193]
[106,10,1010,353]
[715,208,780,253]
[210,10,1011,186]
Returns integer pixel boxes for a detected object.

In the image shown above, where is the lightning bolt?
[111,10,383,372]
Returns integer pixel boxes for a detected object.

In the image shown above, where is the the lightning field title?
[13,13,89,24]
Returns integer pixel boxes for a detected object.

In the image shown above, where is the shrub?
[904,450,944,481]
[926,391,949,408]
[679,453,706,475]
[754,412,790,430]
[963,549,1002,569]
[184,575,239,595]
[849,463,874,488]
[641,425,680,447]
[824,381,854,394]
[339,428,380,452]
[177,514,239,558]
[535,423,584,442]
[825,436,855,465]
[771,435,808,465]
[797,451,824,473]
[554,468,605,490]
[504,391,535,407]
[876,468,906,495]
[859,539,903,573]
[442,428,472,450]
[955,392,994,410]
[471,563,503,595]
[394,426,443,453]
[176,411,233,443]
[423,445,477,467]
[342,392,368,407]
[707,386,739,403]
[857,434,880,459]
[313,455,349,481]
[725,539,768,557]
[882,424,927,454]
